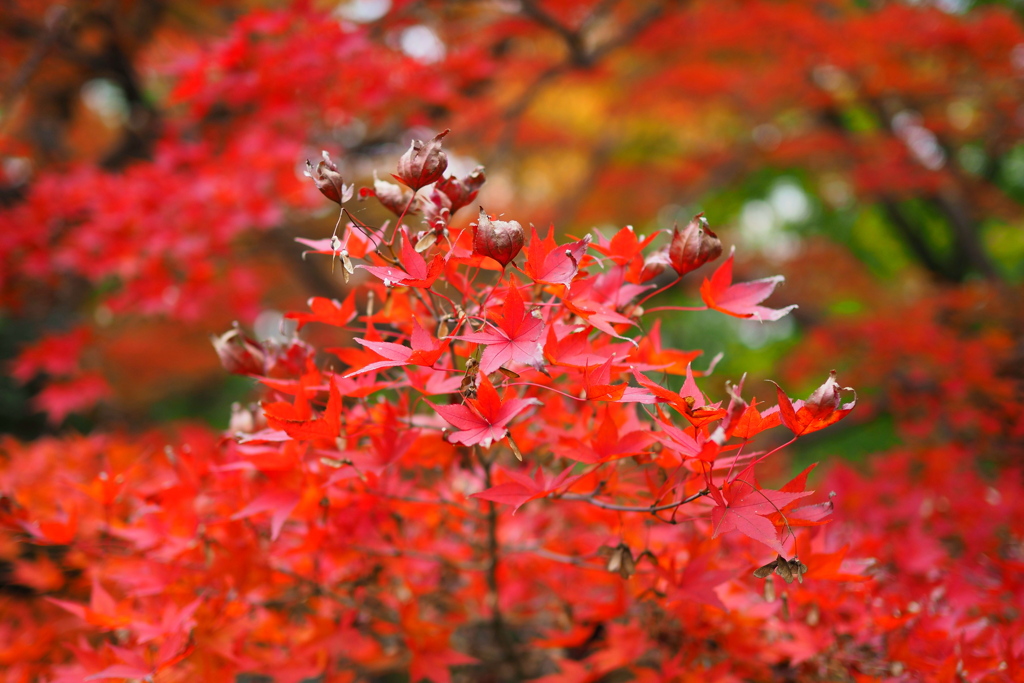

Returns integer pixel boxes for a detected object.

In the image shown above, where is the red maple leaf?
[360,228,445,288]
[709,466,814,553]
[456,278,544,374]
[262,377,342,441]
[770,371,857,436]
[231,489,301,540]
[522,226,591,288]
[590,225,658,266]
[429,374,540,448]
[699,250,797,321]
[346,318,449,377]
[472,464,583,513]
[284,292,357,330]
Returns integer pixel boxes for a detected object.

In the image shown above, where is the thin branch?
[558,487,710,513]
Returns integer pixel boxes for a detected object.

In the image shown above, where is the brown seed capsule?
[395,129,449,190]
[473,208,524,268]
[436,166,486,213]
[210,325,265,376]
[304,151,353,205]
[366,171,415,216]
[599,543,636,579]
[668,213,722,277]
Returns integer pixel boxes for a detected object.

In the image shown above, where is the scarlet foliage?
[2,1,1024,682]
[3,129,1023,683]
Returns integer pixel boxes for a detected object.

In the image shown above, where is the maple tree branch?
[479,450,524,679]
[558,487,710,513]
[509,546,603,570]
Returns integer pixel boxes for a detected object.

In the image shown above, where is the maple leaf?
[631,367,725,427]
[456,278,544,374]
[32,373,111,424]
[580,356,626,402]
[284,292,357,330]
[769,371,857,436]
[630,319,702,374]
[709,467,814,553]
[48,578,132,630]
[664,551,733,611]
[345,318,449,377]
[471,464,582,513]
[428,374,540,449]
[359,228,446,288]
[699,249,797,321]
[590,225,658,266]
[262,377,342,441]
[522,225,591,288]
[728,400,782,439]
[231,489,300,540]
[557,406,654,464]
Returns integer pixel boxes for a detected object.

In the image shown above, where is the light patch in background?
[947,100,975,131]
[737,179,807,262]
[254,310,298,343]
[445,152,483,181]
[335,0,391,23]
[3,156,32,186]
[734,314,795,350]
[400,25,445,63]
[1002,145,1024,187]
[81,79,130,127]
[1013,44,1024,74]
[820,174,853,209]
[769,181,811,224]
[892,110,945,171]
[957,144,986,175]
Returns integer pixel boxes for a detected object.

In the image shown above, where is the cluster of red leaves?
[2,410,1022,681]
[2,134,1021,683]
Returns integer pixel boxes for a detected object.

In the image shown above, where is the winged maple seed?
[754,554,809,584]
[598,543,637,579]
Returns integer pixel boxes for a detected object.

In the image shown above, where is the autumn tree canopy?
[1,1,1023,682]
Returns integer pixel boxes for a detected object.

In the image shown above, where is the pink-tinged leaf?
[770,371,856,436]
[472,465,581,513]
[359,229,446,287]
[523,226,591,288]
[711,474,814,553]
[33,373,111,424]
[631,369,725,427]
[667,553,732,611]
[231,490,300,540]
[456,279,544,374]
[700,250,797,321]
[429,374,541,448]
[85,665,154,680]
[346,319,448,377]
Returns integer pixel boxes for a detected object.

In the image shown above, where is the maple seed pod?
[473,207,524,268]
[366,171,414,216]
[668,213,722,277]
[304,151,353,205]
[211,325,265,376]
[436,166,486,213]
[395,129,449,190]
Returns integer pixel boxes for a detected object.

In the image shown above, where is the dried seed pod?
[304,151,353,204]
[473,208,524,268]
[598,543,636,579]
[668,213,722,276]
[395,129,449,190]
